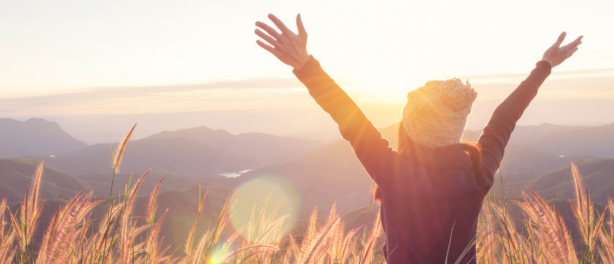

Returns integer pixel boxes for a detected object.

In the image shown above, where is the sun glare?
[229,174,300,242]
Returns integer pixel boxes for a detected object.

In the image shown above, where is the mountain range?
[4,116,614,177]
[146,126,315,165]
[30,137,260,177]
[0,118,87,158]
[16,122,318,177]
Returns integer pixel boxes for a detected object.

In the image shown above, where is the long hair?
[372,123,482,203]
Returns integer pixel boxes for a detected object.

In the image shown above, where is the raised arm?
[478,32,583,174]
[254,14,410,191]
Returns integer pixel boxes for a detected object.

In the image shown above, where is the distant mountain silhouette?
[0,118,87,158]
[28,137,259,177]
[145,126,317,165]
[506,123,585,145]
[48,109,340,144]
[531,123,614,158]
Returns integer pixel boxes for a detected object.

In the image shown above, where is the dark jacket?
[293,56,552,263]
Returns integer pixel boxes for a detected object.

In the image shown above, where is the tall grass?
[477,162,613,264]
[1,126,614,263]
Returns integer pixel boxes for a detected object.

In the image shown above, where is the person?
[254,13,583,263]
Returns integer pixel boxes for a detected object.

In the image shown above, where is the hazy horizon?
[2,66,613,144]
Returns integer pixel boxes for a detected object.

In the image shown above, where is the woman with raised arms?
[254,14,582,263]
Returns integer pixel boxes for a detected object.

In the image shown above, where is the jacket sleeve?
[478,61,552,176]
[293,56,430,194]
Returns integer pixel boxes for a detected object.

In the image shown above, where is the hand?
[255,14,310,69]
[542,32,583,68]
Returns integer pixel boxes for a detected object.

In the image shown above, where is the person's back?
[378,143,484,262]
[254,14,582,263]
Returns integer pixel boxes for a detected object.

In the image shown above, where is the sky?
[1,0,613,138]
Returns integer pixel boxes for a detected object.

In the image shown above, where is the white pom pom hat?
[401,78,478,148]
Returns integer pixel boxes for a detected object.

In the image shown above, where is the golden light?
[229,174,300,242]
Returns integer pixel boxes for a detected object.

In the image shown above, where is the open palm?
[542,32,583,67]
[255,14,310,69]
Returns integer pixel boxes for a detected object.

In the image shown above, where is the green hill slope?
[527,158,614,204]
[0,159,85,203]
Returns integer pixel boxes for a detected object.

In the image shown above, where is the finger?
[255,29,278,47]
[571,35,584,46]
[256,21,281,40]
[268,14,294,35]
[296,14,308,39]
[256,40,282,57]
[567,47,579,57]
[553,32,566,47]
[561,36,584,50]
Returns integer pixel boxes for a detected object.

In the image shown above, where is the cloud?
[0,77,307,112]
[468,68,614,83]
[2,69,614,119]
[2,77,303,103]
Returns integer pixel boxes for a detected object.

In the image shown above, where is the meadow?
[2,126,614,263]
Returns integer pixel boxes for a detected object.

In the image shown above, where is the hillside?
[0,118,87,158]
[491,158,614,204]
[0,159,85,203]
[214,142,376,218]
[527,158,614,204]
[77,171,212,197]
[29,137,259,177]
[0,158,214,203]
[146,126,316,165]
[342,204,381,232]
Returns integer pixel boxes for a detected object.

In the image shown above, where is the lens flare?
[230,174,300,242]
[208,245,225,264]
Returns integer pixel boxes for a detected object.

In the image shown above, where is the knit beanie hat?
[401,78,478,148]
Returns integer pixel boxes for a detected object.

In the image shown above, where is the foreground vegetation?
[0,162,384,263]
[2,126,614,263]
